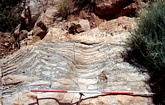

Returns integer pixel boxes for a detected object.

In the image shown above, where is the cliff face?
[0,0,153,105]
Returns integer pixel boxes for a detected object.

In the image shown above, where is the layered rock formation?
[0,0,154,105]
[0,16,153,104]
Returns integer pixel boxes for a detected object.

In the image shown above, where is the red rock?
[94,0,135,16]
[118,2,140,17]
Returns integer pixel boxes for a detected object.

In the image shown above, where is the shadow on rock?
[121,49,165,104]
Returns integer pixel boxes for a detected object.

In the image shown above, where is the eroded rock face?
[0,17,152,104]
[68,19,90,34]
[20,0,60,31]
[18,0,140,47]
[94,0,139,16]
[99,16,135,35]
[20,5,59,45]
[0,32,18,58]
[43,16,135,44]
[119,2,138,16]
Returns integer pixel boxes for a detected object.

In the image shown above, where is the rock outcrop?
[13,3,59,48]
[118,2,139,17]
[0,32,18,58]
[94,0,140,17]
[0,16,153,104]
[29,7,59,45]
[0,0,154,104]
[20,0,60,31]
[13,0,142,49]
[67,19,90,34]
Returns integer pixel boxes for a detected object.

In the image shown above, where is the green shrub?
[127,1,165,74]
[0,0,22,32]
[55,0,95,19]
[56,0,74,19]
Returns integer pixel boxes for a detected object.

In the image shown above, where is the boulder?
[18,30,28,42]
[68,19,90,34]
[78,19,90,32]
[20,6,58,46]
[94,0,135,16]
[118,2,141,17]
[13,30,28,46]
[30,7,58,44]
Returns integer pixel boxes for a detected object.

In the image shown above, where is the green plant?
[0,0,22,32]
[55,0,95,19]
[127,0,165,74]
[56,0,74,19]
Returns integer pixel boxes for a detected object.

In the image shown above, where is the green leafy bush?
[127,1,165,74]
[0,0,22,32]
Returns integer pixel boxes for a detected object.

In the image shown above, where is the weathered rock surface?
[21,6,59,45]
[43,16,135,44]
[17,0,141,48]
[94,0,139,17]
[20,0,60,31]
[68,19,91,34]
[99,16,135,35]
[118,2,139,17]
[0,16,153,104]
[0,32,18,58]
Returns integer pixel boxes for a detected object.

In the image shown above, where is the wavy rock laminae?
[0,39,152,104]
